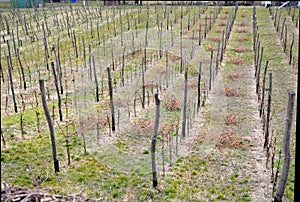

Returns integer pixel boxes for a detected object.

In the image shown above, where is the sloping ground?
[159,6,298,201]
[158,7,273,201]
[1,5,297,201]
[256,7,297,200]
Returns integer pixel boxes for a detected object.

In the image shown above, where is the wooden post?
[260,61,269,119]
[216,40,220,74]
[198,17,201,46]
[181,67,188,139]
[121,47,125,86]
[204,15,207,39]
[197,62,202,113]
[11,29,17,57]
[159,22,163,59]
[51,61,63,121]
[264,71,272,149]
[7,56,17,113]
[39,79,59,172]
[289,33,294,65]
[151,92,161,188]
[275,9,280,32]
[274,92,296,202]
[180,13,183,73]
[107,67,115,131]
[16,48,26,90]
[294,17,300,200]
[0,68,4,147]
[280,17,286,41]
[42,23,49,70]
[54,40,63,94]
[142,58,145,109]
[132,32,135,56]
[169,131,172,166]
[253,6,257,52]
[256,47,264,102]
[92,56,99,102]
[255,39,260,76]
[283,24,287,53]
[165,49,169,88]
[88,44,92,81]
[220,30,225,62]
[209,51,213,91]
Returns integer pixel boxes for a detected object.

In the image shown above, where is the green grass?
[1,5,298,201]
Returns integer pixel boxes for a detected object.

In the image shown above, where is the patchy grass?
[1,5,297,202]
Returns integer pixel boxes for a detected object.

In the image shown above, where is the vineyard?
[0,1,298,201]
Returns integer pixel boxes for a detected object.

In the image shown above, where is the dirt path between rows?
[194,7,273,201]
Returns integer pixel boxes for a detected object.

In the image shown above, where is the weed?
[188,80,197,88]
[205,44,217,51]
[208,36,220,42]
[216,132,241,149]
[230,58,244,65]
[225,114,237,125]
[169,55,181,61]
[233,46,247,53]
[239,21,247,26]
[215,29,224,33]
[224,87,240,97]
[227,73,242,80]
[236,36,248,42]
[217,193,225,199]
[236,28,248,33]
[219,21,227,26]
[143,150,149,154]
[163,94,181,112]
[134,117,153,133]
